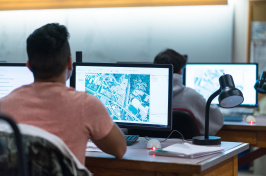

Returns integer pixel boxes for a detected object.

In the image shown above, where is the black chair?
[0,122,92,176]
[128,107,200,139]
[171,107,200,139]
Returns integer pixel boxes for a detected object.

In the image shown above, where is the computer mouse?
[245,115,256,124]
[146,139,161,149]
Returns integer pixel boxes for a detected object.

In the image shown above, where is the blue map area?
[193,69,243,101]
[85,73,150,122]
[194,69,222,98]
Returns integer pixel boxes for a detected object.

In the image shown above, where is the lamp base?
[192,136,221,145]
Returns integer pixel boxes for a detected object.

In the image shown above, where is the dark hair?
[26,23,70,79]
[154,49,187,74]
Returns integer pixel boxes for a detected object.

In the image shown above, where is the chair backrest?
[0,123,92,176]
[171,107,200,139]
[127,107,200,139]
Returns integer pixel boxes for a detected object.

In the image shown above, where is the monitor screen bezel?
[0,63,26,67]
[182,62,258,107]
[70,62,173,131]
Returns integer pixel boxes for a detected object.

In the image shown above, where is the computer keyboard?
[223,115,244,122]
[219,107,254,115]
[125,135,139,146]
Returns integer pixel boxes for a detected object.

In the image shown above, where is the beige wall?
[0,0,251,63]
[0,5,233,63]
[230,0,249,63]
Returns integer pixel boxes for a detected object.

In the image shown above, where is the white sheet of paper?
[86,141,102,152]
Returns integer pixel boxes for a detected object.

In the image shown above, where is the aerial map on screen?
[85,73,150,122]
[192,69,244,102]
[193,69,223,98]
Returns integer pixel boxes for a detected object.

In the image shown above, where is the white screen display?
[74,64,172,128]
[184,63,258,106]
[0,64,70,99]
[0,65,34,99]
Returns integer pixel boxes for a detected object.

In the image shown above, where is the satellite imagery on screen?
[85,73,150,122]
[193,69,244,101]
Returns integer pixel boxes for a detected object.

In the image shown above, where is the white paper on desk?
[150,142,224,158]
[86,141,102,152]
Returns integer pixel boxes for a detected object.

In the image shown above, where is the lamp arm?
[0,114,29,176]
[204,89,221,139]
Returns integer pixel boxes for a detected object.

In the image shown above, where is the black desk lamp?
[192,74,244,145]
[0,113,29,176]
[254,71,266,94]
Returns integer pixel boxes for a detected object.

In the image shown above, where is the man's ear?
[26,60,32,71]
[66,56,73,80]
[67,56,73,70]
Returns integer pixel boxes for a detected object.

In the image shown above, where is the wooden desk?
[217,115,266,167]
[85,138,248,176]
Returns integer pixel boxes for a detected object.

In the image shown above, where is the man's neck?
[34,75,66,85]
[33,68,69,85]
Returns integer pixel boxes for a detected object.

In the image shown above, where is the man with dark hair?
[154,49,187,74]
[0,23,126,164]
[154,48,223,135]
[26,23,72,80]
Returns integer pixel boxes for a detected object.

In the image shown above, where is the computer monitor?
[0,63,33,99]
[0,63,70,99]
[70,62,173,131]
[183,63,258,107]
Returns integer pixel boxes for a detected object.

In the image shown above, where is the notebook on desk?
[149,142,224,158]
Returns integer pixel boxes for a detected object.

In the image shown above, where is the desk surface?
[218,115,266,147]
[218,115,266,167]
[85,138,248,176]
[223,115,266,131]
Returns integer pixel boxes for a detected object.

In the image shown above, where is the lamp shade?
[218,74,244,108]
[254,71,266,94]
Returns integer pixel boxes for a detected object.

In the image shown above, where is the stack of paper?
[86,141,102,152]
[149,142,224,158]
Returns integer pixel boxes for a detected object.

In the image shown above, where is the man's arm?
[91,123,127,158]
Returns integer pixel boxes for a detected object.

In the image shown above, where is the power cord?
[144,130,187,143]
